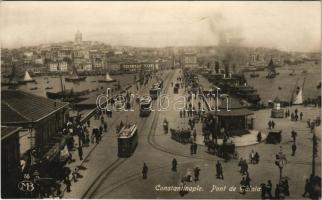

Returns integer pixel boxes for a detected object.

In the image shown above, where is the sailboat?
[266,59,280,79]
[65,64,86,82]
[1,64,20,88]
[292,78,305,105]
[47,75,89,102]
[20,71,35,83]
[98,72,116,82]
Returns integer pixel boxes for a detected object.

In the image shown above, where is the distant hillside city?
[1,30,320,76]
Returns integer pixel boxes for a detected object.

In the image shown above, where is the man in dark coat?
[142,163,148,179]
[292,142,297,156]
[78,145,83,160]
[193,143,197,154]
[194,167,200,182]
[172,158,177,172]
[216,161,223,179]
[302,178,310,197]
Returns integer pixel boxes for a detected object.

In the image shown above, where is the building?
[75,30,82,44]
[120,62,159,73]
[49,62,58,72]
[1,126,22,198]
[58,61,68,72]
[182,53,198,68]
[209,97,254,136]
[1,90,70,158]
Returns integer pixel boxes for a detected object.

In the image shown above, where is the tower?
[75,30,82,44]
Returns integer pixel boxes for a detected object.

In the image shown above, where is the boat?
[45,86,53,90]
[292,78,305,105]
[19,71,35,83]
[65,64,87,82]
[98,73,116,82]
[250,72,259,78]
[266,59,280,79]
[1,64,22,88]
[30,87,38,90]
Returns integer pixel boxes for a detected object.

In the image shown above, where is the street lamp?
[275,147,287,181]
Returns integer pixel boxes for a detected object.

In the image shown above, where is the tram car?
[139,95,152,117]
[150,83,161,100]
[117,124,138,157]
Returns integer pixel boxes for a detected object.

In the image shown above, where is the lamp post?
[275,147,287,181]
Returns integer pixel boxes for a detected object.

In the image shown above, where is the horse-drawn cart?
[266,130,282,144]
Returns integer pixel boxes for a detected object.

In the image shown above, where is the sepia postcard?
[0,1,321,199]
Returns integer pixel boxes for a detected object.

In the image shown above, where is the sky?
[0,1,321,52]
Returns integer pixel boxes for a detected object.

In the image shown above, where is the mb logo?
[18,180,35,192]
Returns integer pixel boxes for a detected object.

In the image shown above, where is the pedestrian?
[100,115,104,124]
[257,131,262,142]
[142,163,148,179]
[291,130,297,142]
[295,114,298,121]
[271,120,275,129]
[300,112,303,120]
[103,122,108,133]
[179,110,182,118]
[216,161,224,179]
[78,145,83,160]
[260,183,266,199]
[292,142,297,156]
[193,128,197,141]
[64,177,71,193]
[240,177,246,194]
[268,121,272,129]
[172,158,177,172]
[295,108,298,115]
[190,143,194,155]
[266,180,273,199]
[194,167,200,182]
[243,159,248,175]
[72,168,78,182]
[254,152,260,164]
[238,157,244,173]
[193,143,197,154]
[245,172,251,189]
[302,179,310,197]
[275,184,280,199]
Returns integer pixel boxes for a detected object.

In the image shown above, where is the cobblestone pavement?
[63,69,321,199]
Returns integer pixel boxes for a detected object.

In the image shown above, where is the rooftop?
[1,126,22,140]
[1,90,69,124]
[118,124,137,138]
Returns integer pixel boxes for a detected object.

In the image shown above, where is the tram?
[117,124,138,157]
[139,95,152,117]
[150,82,162,100]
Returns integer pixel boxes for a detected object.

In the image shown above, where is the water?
[245,62,321,103]
[1,74,137,98]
